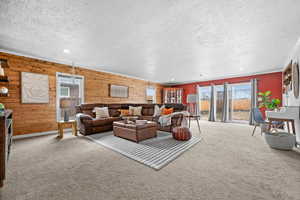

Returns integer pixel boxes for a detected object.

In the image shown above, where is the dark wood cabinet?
[0,110,13,188]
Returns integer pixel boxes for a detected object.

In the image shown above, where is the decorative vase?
[0,87,8,94]
[64,110,69,122]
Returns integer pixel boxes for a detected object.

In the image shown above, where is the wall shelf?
[283,61,293,93]
[0,59,9,68]
[0,93,9,97]
[0,76,9,83]
[283,61,292,85]
[0,60,10,97]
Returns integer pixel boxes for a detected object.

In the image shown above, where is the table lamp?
[187,94,198,115]
[60,98,72,121]
[146,96,153,103]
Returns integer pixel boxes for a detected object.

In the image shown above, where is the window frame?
[146,86,156,103]
[60,86,70,98]
[228,81,251,123]
[56,72,85,122]
[198,81,251,123]
[197,86,212,120]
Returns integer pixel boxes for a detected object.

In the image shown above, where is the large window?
[56,73,84,121]
[228,82,251,122]
[198,86,211,120]
[146,87,156,103]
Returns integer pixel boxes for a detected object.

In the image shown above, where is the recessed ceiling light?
[63,49,70,54]
[239,67,244,71]
[171,78,175,81]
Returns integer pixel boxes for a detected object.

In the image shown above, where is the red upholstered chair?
[172,127,191,141]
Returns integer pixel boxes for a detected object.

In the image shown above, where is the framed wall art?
[21,72,49,103]
[109,84,129,98]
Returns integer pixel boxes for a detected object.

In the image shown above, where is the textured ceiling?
[1,0,300,83]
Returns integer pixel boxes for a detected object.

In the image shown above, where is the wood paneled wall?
[0,52,163,135]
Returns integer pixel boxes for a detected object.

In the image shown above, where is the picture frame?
[109,84,129,98]
[21,72,49,103]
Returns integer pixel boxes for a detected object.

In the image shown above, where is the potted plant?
[258,91,281,111]
[258,91,296,150]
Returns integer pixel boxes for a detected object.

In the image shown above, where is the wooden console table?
[57,120,78,139]
[267,118,295,134]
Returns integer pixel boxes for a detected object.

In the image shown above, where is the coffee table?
[113,121,157,143]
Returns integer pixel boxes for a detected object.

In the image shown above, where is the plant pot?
[264,132,296,150]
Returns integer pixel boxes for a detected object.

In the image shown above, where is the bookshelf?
[163,88,183,104]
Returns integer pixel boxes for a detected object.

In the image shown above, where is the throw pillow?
[129,106,142,116]
[162,108,174,115]
[153,105,160,116]
[109,109,121,117]
[77,113,93,120]
[94,107,110,118]
[153,105,165,116]
[160,105,165,114]
[119,109,130,116]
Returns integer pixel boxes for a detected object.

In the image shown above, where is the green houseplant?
[258,91,281,110]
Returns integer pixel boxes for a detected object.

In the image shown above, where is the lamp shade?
[146,96,153,101]
[187,94,198,103]
[60,98,72,108]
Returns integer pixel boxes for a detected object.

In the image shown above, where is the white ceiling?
[1,0,300,84]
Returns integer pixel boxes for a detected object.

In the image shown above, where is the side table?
[57,120,78,139]
[188,115,201,134]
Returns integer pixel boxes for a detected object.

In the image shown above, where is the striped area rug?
[86,131,201,170]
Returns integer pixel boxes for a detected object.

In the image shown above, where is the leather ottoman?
[113,121,157,142]
[172,127,191,141]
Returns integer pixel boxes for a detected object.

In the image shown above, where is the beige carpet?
[1,121,300,200]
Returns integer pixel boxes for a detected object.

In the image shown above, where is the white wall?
[283,38,300,106]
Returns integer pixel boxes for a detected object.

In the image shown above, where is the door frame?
[197,85,211,120]
[56,72,85,122]
[228,81,251,123]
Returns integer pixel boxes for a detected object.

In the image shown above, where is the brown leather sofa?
[75,103,186,135]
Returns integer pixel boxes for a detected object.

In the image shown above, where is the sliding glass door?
[198,82,251,123]
[198,86,211,120]
[56,73,84,121]
[228,82,251,122]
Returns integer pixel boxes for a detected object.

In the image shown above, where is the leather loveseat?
[75,103,186,135]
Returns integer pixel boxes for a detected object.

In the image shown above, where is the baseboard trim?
[13,128,72,140]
